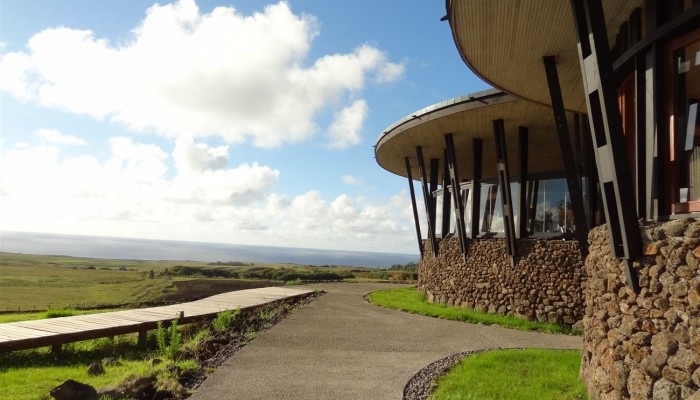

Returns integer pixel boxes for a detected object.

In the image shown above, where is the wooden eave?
[375,90,576,181]
[448,0,643,113]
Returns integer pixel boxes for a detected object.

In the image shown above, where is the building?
[376,1,699,398]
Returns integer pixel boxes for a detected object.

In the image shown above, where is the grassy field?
[431,349,587,400]
[0,252,379,312]
[368,287,579,334]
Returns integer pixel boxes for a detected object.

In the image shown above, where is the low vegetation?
[0,252,379,311]
[368,288,579,334]
[430,349,587,400]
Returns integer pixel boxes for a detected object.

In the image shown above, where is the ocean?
[0,231,418,268]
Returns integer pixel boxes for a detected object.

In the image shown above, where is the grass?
[431,349,587,400]
[368,288,579,334]
[0,334,184,400]
[0,309,119,324]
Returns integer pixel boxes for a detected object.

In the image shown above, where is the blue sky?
[0,0,490,254]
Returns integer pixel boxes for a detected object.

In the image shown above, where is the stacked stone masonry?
[581,218,700,400]
[418,237,586,325]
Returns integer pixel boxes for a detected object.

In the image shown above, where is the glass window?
[528,178,574,234]
[669,29,700,212]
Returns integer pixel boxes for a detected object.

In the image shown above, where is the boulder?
[50,379,98,400]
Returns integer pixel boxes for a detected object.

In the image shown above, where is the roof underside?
[375,91,579,181]
[448,0,643,113]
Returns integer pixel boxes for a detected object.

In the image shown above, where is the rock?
[97,387,126,400]
[102,357,118,366]
[87,362,104,376]
[152,390,177,400]
[50,380,98,400]
[122,376,157,400]
[627,368,652,399]
[653,378,681,400]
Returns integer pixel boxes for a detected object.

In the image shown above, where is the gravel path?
[189,283,581,400]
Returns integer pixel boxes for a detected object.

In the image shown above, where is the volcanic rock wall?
[581,219,700,400]
[418,237,585,324]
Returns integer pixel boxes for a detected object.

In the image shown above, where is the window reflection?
[432,175,575,239]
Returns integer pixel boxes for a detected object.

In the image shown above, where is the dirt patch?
[159,279,282,303]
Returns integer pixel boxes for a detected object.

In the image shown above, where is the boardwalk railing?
[0,286,313,353]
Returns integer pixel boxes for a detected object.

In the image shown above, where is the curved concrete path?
[190,283,581,400]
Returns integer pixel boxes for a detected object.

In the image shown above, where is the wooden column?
[570,0,642,290]
[445,133,468,258]
[416,147,438,256]
[493,119,517,262]
[543,55,590,256]
[470,139,483,238]
[429,158,440,236]
[441,151,452,238]
[405,157,423,256]
[517,127,529,238]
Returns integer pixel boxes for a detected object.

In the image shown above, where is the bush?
[44,309,76,318]
[212,308,240,332]
[285,278,303,286]
[155,320,182,359]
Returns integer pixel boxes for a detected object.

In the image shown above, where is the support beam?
[441,152,452,238]
[405,157,423,256]
[644,46,659,220]
[416,147,438,256]
[445,133,468,258]
[634,53,647,218]
[570,0,642,290]
[492,119,517,262]
[429,158,440,235]
[471,139,483,238]
[517,127,529,238]
[543,56,590,257]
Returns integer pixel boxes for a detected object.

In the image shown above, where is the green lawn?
[431,349,587,400]
[368,288,579,334]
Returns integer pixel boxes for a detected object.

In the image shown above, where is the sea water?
[0,231,418,268]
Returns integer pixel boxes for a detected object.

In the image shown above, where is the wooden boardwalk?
[0,286,313,352]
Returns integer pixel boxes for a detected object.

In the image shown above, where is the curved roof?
[375,90,579,181]
[447,0,642,113]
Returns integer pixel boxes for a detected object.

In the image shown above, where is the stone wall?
[581,218,700,400]
[418,237,585,325]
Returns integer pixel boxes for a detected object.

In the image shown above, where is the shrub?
[155,320,182,359]
[212,308,240,332]
[285,278,303,286]
[44,309,76,318]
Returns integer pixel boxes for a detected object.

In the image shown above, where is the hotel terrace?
[375,1,700,398]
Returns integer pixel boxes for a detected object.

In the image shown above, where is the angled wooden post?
[543,55,590,257]
[416,146,439,256]
[570,0,642,290]
[445,133,468,259]
[405,157,423,257]
[517,127,529,238]
[471,139,483,238]
[441,150,452,238]
[492,119,517,263]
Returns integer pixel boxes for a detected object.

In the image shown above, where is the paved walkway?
[190,282,582,400]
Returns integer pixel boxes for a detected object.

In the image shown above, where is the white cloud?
[37,128,87,146]
[0,0,403,148]
[326,99,368,148]
[342,174,363,185]
[0,138,417,252]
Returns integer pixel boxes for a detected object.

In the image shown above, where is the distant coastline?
[0,231,418,268]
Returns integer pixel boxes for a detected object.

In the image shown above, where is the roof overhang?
[447,0,643,113]
[375,90,578,181]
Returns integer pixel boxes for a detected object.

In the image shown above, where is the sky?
[0,0,490,255]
